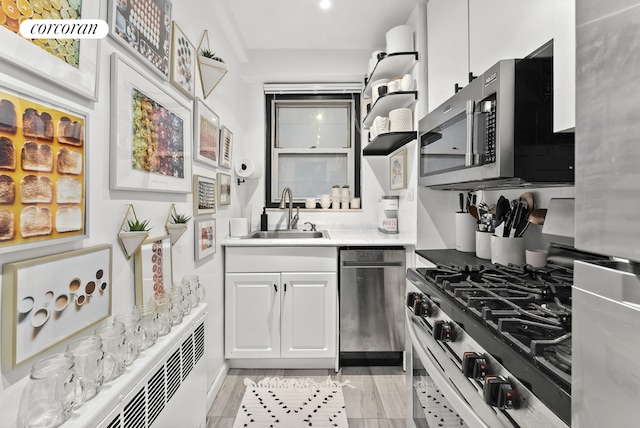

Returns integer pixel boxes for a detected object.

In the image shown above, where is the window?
[265,91,361,207]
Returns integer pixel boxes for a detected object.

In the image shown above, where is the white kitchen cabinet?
[280,272,337,358]
[426,0,469,111]
[225,272,281,359]
[426,0,555,111]
[553,0,575,132]
[468,0,554,77]
[224,247,338,365]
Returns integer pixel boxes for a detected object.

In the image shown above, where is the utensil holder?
[475,231,492,260]
[455,212,476,252]
[491,236,525,266]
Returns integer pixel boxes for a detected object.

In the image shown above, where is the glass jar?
[135,301,159,349]
[182,274,203,307]
[17,353,85,428]
[66,335,114,401]
[153,294,172,336]
[165,288,184,326]
[95,321,134,381]
[170,283,190,317]
[113,310,146,361]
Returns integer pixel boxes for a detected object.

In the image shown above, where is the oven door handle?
[465,99,475,167]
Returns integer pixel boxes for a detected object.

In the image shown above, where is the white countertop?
[222,226,416,247]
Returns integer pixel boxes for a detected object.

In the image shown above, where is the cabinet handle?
[273,284,278,292]
[284,283,287,292]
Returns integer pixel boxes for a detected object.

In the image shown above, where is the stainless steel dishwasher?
[339,247,405,365]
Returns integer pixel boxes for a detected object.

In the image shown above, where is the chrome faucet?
[279,187,299,230]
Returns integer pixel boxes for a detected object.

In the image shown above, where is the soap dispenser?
[260,208,268,231]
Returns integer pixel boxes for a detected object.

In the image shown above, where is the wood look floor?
[207,367,414,427]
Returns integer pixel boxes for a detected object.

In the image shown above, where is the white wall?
[0,0,246,397]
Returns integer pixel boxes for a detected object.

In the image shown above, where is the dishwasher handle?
[341,261,404,268]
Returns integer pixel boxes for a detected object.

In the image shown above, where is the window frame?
[265,93,361,208]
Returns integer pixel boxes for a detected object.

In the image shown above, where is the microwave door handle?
[465,100,475,167]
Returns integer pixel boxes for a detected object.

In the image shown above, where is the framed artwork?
[193,99,219,168]
[108,0,173,79]
[134,236,172,305]
[2,245,112,368]
[0,81,88,254]
[110,53,192,193]
[217,172,231,206]
[170,21,196,98]
[389,149,407,190]
[194,218,215,261]
[0,0,100,100]
[219,126,233,169]
[193,174,216,215]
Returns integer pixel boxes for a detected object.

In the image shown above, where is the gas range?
[406,248,590,427]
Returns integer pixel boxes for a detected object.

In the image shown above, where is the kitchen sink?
[242,230,329,239]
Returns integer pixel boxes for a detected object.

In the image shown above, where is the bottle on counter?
[260,207,268,231]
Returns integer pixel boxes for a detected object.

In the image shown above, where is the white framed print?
[219,126,233,169]
[170,21,196,98]
[0,0,100,100]
[110,53,192,194]
[217,172,231,206]
[194,218,215,261]
[134,236,172,305]
[108,0,172,80]
[193,99,220,168]
[193,174,216,215]
[389,149,407,190]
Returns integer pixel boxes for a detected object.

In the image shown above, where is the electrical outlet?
[407,189,414,201]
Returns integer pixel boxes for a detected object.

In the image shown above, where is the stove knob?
[433,320,456,342]
[462,352,488,380]
[421,301,433,318]
[483,376,517,409]
[413,298,425,316]
[406,292,418,308]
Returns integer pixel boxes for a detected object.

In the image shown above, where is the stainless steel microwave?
[418,58,574,189]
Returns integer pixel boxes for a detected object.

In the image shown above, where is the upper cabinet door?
[553,0,576,132]
[427,0,469,112]
[468,0,555,77]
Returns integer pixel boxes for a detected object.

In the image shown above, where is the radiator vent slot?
[147,366,166,426]
[182,335,194,380]
[123,388,146,428]
[194,323,205,363]
[106,416,121,428]
[166,349,181,401]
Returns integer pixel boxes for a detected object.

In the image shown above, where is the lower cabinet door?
[225,272,281,358]
[280,272,337,358]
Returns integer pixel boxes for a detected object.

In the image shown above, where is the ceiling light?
[319,0,331,10]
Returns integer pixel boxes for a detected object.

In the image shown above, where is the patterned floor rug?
[233,376,352,427]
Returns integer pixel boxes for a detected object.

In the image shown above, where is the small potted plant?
[341,184,351,199]
[331,184,341,197]
[198,47,228,98]
[166,211,191,245]
[118,215,151,259]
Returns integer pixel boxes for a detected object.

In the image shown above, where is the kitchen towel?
[233,376,352,427]
[235,158,262,179]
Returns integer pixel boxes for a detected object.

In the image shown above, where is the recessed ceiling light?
[319,0,331,10]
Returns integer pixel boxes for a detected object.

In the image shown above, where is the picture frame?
[2,245,112,368]
[134,236,172,305]
[389,149,407,190]
[194,218,215,261]
[193,99,220,168]
[217,172,231,206]
[110,53,192,194]
[219,126,233,169]
[0,79,89,254]
[193,174,216,215]
[108,0,173,80]
[170,21,196,98]
[0,0,100,101]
